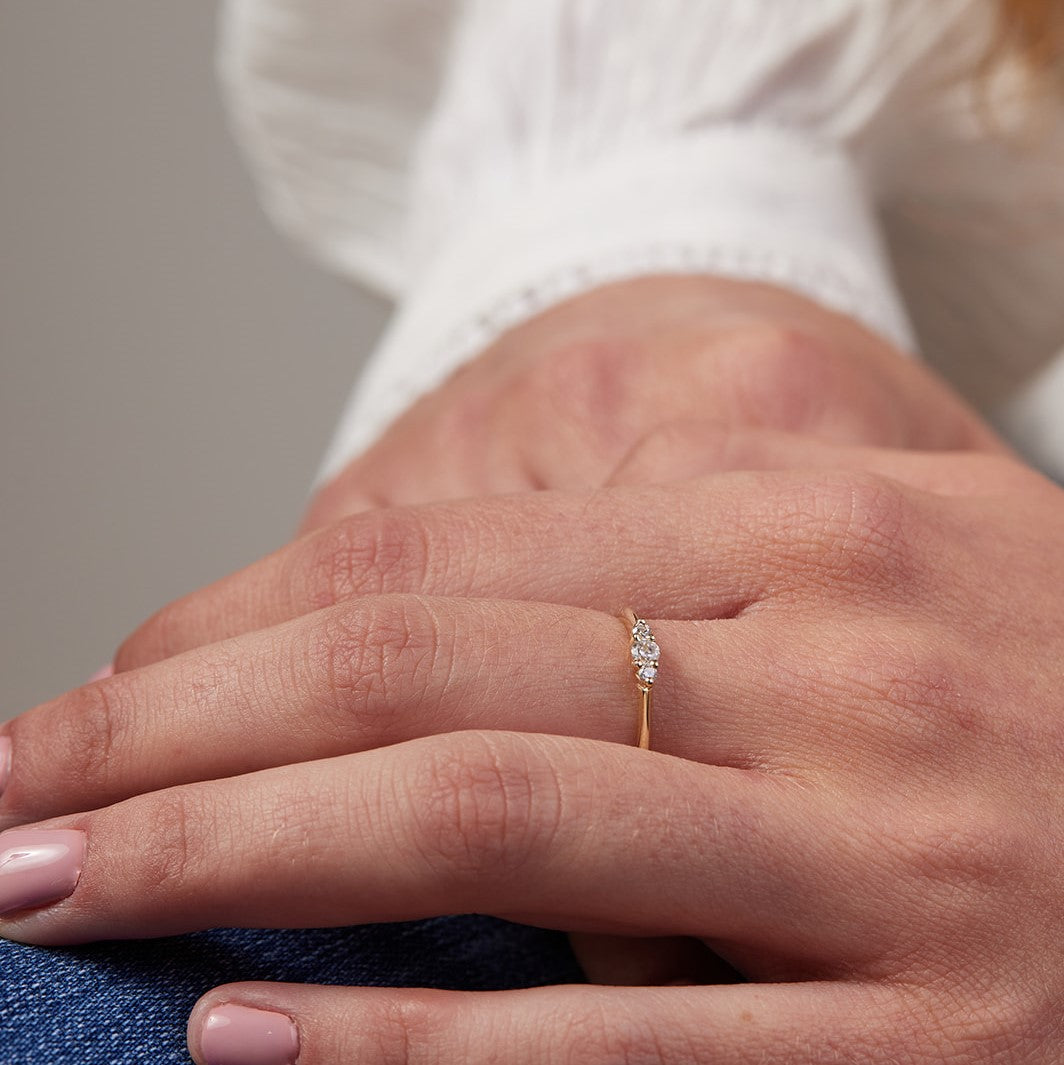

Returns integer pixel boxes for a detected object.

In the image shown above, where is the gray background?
[1,4,387,714]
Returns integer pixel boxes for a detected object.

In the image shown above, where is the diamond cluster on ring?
[630,618,660,689]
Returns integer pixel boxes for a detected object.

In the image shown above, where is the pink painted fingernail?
[201,1005,300,1065]
[88,663,114,683]
[0,737,11,800]
[0,829,85,916]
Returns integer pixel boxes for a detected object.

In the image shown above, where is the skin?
[3,278,1062,1063]
[299,276,1003,530]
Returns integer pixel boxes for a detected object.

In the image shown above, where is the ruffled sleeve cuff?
[318,124,915,481]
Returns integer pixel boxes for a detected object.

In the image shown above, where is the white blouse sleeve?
[221,0,1064,482]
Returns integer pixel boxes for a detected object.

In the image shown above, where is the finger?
[187,981,930,1065]
[4,596,959,825]
[8,598,649,821]
[115,467,936,670]
[0,732,873,963]
[608,422,1025,495]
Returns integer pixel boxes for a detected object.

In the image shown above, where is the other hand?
[302,276,1002,530]
[3,437,1063,1062]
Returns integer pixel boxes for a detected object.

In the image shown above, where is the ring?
[622,609,659,750]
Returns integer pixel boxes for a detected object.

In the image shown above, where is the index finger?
[114,470,926,671]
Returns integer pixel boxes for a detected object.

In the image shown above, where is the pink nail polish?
[201,1005,300,1065]
[0,829,85,916]
[88,663,114,683]
[0,737,11,800]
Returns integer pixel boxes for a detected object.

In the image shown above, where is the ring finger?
[4,591,945,826]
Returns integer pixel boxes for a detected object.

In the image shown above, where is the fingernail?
[88,663,114,683]
[0,737,11,800]
[0,829,85,916]
[201,1005,300,1065]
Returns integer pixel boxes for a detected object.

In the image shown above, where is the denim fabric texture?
[0,917,583,1064]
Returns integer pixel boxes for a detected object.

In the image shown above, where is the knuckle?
[906,984,1055,1065]
[407,733,564,883]
[298,509,433,609]
[525,339,643,445]
[312,598,443,747]
[358,993,448,1065]
[714,322,841,431]
[816,476,907,557]
[869,808,1031,989]
[913,682,995,762]
[120,787,208,900]
[959,992,1062,1064]
[46,680,128,794]
[886,800,1026,907]
[729,321,835,370]
[773,474,916,594]
[848,638,993,758]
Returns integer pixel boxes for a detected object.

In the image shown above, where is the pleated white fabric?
[220,0,1064,480]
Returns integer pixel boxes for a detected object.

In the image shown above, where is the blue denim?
[0,918,583,1063]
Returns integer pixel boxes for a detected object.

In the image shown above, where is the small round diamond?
[631,641,659,663]
[637,664,658,685]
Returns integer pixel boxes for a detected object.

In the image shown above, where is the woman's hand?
[302,275,1003,530]
[3,437,1063,1062]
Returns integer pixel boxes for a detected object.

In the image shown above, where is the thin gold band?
[622,608,658,750]
[636,687,652,751]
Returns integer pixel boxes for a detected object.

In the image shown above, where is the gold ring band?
[622,608,658,750]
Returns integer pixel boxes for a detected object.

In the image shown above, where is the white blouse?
[219,0,1064,481]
